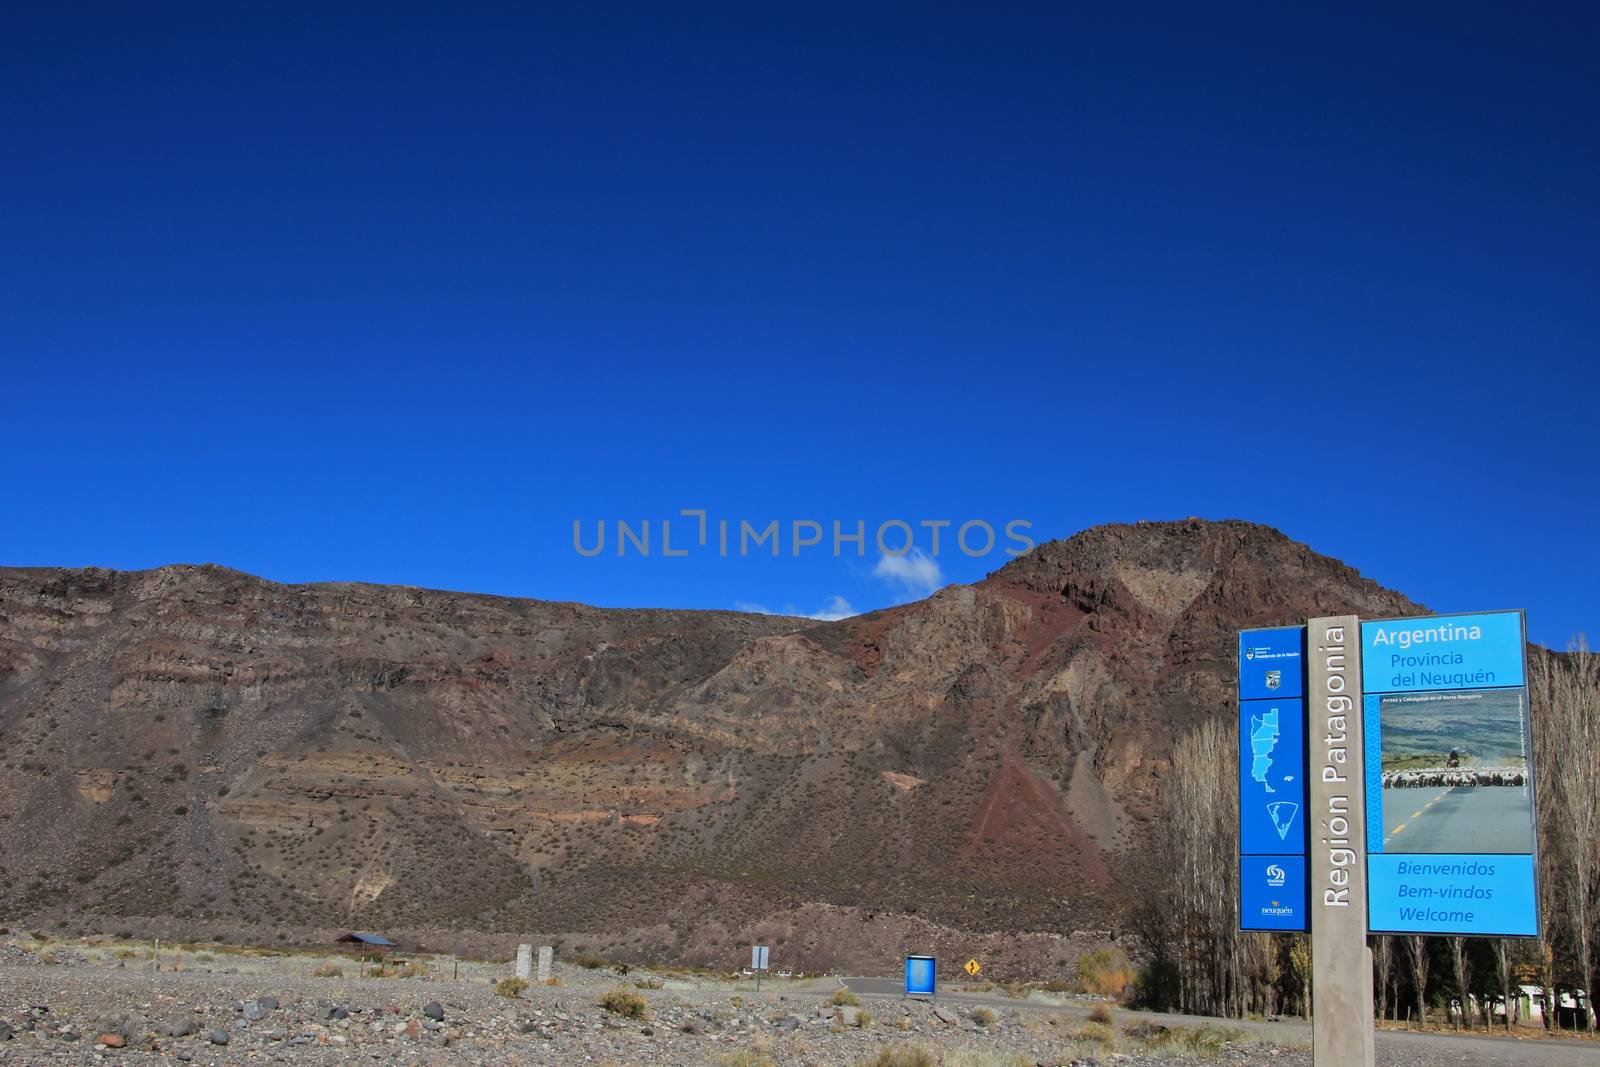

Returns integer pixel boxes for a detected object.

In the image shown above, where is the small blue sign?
[1368,854,1538,936]
[1238,698,1306,855]
[1239,627,1304,700]
[1361,611,1525,694]
[904,955,936,997]
[1241,854,1306,931]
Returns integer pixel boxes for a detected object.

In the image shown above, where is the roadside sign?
[751,945,770,990]
[1361,611,1538,936]
[964,958,981,977]
[904,955,936,998]
[1237,609,1541,1067]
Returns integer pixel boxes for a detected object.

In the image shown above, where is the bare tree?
[1404,935,1429,1029]
[1160,718,1242,1017]
[1530,635,1599,1032]
[1491,939,1515,1031]
[1447,936,1470,1030]
[1372,934,1393,1021]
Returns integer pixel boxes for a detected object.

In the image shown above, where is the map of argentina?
[1250,707,1281,792]
[1240,700,1304,847]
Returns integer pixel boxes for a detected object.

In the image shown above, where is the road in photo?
[1378,688,1533,854]
[1381,783,1535,853]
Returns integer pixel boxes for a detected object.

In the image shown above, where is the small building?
[336,932,396,953]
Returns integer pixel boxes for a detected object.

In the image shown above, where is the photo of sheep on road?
[1376,688,1535,854]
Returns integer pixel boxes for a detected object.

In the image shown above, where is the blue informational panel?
[1240,697,1306,854]
[1240,628,1305,700]
[1362,612,1526,694]
[1361,611,1539,937]
[904,955,936,997]
[1238,626,1307,931]
[1367,855,1538,936]
[1241,855,1308,931]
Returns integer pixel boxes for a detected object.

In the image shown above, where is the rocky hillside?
[0,520,1424,973]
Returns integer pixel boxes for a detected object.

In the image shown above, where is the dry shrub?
[495,976,529,998]
[1076,946,1135,997]
[1088,1002,1115,1026]
[1075,1020,1116,1048]
[717,1052,777,1067]
[940,1052,1036,1067]
[598,987,647,1018]
[856,1046,935,1067]
[1126,1020,1245,1056]
[311,960,344,978]
[831,989,860,1006]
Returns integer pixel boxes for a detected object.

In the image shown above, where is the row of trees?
[1131,637,1597,1031]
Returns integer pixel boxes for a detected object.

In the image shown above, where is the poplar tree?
[1404,935,1429,1028]
[1531,636,1598,1032]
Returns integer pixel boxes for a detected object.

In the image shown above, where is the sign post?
[751,945,769,991]
[1306,615,1375,1067]
[1239,610,1539,1067]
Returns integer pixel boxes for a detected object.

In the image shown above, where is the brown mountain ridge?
[0,519,1426,973]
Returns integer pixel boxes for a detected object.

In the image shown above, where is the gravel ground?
[0,950,1590,1066]
[0,957,1294,1066]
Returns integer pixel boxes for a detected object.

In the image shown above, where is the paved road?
[1382,785,1534,853]
[836,976,1597,1065]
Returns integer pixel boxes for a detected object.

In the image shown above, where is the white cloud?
[734,595,856,621]
[872,547,944,598]
[805,595,855,621]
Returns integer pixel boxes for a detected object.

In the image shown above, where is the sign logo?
[964,958,982,977]
[1265,669,1281,690]
[1265,864,1286,887]
[1244,646,1257,660]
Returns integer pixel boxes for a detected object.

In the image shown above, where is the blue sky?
[2,7,1595,647]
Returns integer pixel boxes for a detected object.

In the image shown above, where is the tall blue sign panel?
[1361,611,1539,936]
[1238,627,1308,931]
[904,955,936,997]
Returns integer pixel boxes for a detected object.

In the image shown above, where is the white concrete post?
[1307,615,1376,1067]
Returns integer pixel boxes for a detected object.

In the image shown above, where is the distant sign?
[1362,611,1539,936]
[751,945,770,971]
[904,955,936,997]
[1238,626,1308,931]
[964,958,981,977]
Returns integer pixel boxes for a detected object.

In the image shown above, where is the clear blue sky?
[3,7,1594,647]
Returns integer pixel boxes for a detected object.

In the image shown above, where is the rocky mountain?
[0,520,1425,974]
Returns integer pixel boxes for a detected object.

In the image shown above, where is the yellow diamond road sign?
[964,958,981,977]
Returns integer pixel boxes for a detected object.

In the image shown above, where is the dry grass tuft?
[494,976,529,998]
[856,1046,935,1067]
[598,987,647,1018]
